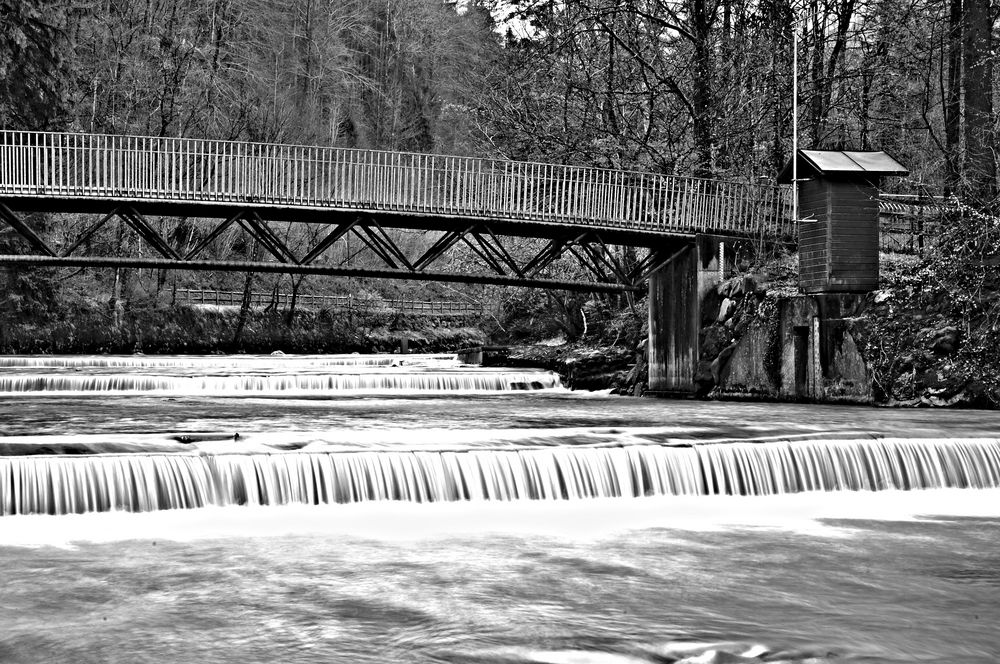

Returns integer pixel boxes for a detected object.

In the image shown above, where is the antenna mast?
[792,17,799,224]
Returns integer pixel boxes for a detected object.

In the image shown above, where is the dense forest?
[0,0,998,395]
[3,0,998,195]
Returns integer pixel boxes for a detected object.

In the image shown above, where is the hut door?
[793,326,809,397]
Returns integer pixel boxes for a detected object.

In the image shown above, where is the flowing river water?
[1,353,999,663]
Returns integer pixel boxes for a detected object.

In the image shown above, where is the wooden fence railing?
[174,288,488,316]
[0,131,788,238]
[877,194,952,255]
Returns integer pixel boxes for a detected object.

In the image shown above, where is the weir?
[3,437,999,516]
[0,371,562,394]
[5,353,999,519]
[0,353,562,393]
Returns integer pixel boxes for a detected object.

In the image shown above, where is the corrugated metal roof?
[777,150,908,183]
[801,150,861,172]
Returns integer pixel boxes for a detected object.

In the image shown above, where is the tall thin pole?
[792,20,799,224]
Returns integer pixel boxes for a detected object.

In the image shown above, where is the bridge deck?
[0,131,787,243]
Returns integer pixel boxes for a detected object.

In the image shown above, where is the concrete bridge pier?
[647,235,725,394]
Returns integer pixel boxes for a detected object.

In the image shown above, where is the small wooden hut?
[778,150,908,293]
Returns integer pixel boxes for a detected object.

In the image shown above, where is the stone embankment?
[492,263,998,408]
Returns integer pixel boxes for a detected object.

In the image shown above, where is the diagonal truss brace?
[465,229,526,278]
[301,218,360,265]
[412,226,474,272]
[238,212,299,264]
[628,245,688,283]
[184,211,246,261]
[351,218,413,271]
[117,207,181,260]
[0,203,56,256]
[62,210,119,257]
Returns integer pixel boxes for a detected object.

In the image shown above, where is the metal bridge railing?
[0,131,787,238]
[174,288,488,316]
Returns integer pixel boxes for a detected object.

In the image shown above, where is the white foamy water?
[0,370,563,394]
[0,353,562,394]
[3,353,1000,664]
[3,488,999,548]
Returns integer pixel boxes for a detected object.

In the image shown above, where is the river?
[1,353,999,663]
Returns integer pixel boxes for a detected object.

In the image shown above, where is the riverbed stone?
[710,342,739,383]
[700,325,731,360]
[930,326,959,355]
[717,298,735,323]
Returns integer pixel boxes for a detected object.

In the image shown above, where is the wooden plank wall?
[826,181,878,292]
[798,179,879,293]
[798,180,829,292]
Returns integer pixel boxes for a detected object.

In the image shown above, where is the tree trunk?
[232,240,261,348]
[944,0,962,196]
[286,274,305,327]
[962,0,996,205]
[769,0,792,172]
[689,0,716,178]
[808,0,825,144]
[231,271,255,349]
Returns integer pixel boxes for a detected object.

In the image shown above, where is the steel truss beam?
[0,203,56,256]
[238,212,299,264]
[0,207,670,291]
[0,255,639,293]
[117,208,181,259]
[184,212,246,261]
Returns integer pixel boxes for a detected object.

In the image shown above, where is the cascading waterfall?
[0,353,561,393]
[4,437,999,515]
[0,371,561,393]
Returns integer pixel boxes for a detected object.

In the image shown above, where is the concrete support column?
[648,236,723,394]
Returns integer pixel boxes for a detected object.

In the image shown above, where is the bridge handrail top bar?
[0,128,782,192]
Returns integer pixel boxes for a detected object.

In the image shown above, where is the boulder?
[694,359,715,395]
[930,326,959,355]
[717,298,735,323]
[710,342,739,383]
[915,369,946,390]
[700,325,731,359]
[702,287,724,326]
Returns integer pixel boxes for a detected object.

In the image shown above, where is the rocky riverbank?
[497,249,998,408]
[500,342,639,392]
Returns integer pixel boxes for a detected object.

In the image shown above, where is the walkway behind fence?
[175,288,488,317]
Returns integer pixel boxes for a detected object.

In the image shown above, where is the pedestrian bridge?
[0,130,788,291]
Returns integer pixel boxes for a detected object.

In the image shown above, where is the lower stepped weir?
[3,437,999,516]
